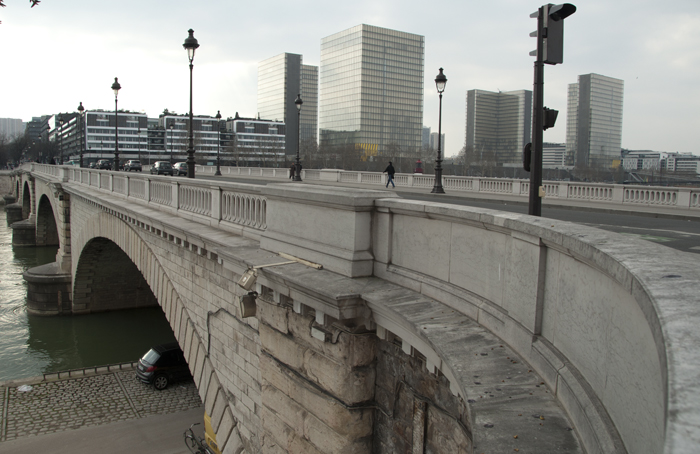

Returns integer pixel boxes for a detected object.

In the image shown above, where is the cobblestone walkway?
[0,367,202,442]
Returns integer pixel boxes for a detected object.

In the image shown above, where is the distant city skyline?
[0,0,698,157]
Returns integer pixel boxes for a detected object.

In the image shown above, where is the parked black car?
[124,160,142,172]
[136,342,191,390]
[150,161,174,176]
[173,162,188,176]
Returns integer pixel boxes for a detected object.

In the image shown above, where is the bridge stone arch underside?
[72,208,244,453]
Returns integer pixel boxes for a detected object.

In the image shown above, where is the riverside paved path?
[0,364,202,443]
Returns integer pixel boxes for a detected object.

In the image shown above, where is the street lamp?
[112,77,121,171]
[77,102,85,167]
[431,68,447,194]
[293,94,303,181]
[183,28,199,178]
[215,110,222,176]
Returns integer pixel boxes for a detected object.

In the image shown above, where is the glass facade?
[258,53,318,157]
[566,74,624,168]
[301,64,318,143]
[319,24,424,157]
[465,89,532,166]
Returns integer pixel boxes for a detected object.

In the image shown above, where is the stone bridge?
[3,165,700,454]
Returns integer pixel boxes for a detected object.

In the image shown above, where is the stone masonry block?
[261,354,373,438]
[257,298,289,335]
[215,407,236,450]
[285,309,376,368]
[210,388,228,433]
[259,324,305,370]
[261,405,326,454]
[263,321,374,403]
[204,371,221,418]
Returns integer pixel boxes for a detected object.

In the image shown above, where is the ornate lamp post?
[77,102,85,167]
[293,94,303,181]
[431,68,447,194]
[182,29,199,178]
[215,110,222,176]
[111,77,121,170]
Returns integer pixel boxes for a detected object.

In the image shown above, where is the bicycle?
[184,423,215,454]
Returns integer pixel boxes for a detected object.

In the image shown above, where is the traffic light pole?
[529,6,545,217]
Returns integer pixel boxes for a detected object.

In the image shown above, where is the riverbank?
[0,363,202,443]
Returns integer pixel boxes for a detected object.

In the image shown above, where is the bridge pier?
[23,261,72,316]
[10,219,36,246]
[5,203,22,225]
[2,194,17,205]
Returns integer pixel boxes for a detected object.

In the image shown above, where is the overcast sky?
[1,0,698,157]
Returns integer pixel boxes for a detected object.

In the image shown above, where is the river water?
[0,207,177,382]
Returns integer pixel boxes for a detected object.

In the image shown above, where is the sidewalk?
[0,365,203,451]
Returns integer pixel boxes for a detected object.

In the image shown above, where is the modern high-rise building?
[565,74,624,168]
[25,116,51,142]
[258,53,318,158]
[422,126,431,149]
[0,118,25,139]
[319,24,424,158]
[300,64,318,143]
[464,89,532,166]
[429,132,445,152]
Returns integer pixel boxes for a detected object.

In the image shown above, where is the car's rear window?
[141,349,160,364]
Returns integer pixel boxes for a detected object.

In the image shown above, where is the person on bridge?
[384,161,395,188]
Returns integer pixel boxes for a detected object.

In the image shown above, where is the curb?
[0,362,138,389]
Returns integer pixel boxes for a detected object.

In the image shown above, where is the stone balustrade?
[29,164,268,240]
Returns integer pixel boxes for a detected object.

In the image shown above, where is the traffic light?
[543,107,559,130]
[543,3,576,64]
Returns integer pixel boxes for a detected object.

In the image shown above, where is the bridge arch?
[71,209,242,452]
[35,194,59,247]
[73,237,158,313]
[22,180,32,219]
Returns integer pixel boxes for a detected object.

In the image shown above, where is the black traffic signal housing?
[543,3,576,64]
[543,107,559,130]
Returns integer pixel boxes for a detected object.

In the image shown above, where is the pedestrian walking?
[290,163,295,179]
[384,161,396,188]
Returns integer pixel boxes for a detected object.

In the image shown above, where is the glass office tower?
[565,74,624,168]
[464,89,532,166]
[258,53,318,157]
[319,24,424,158]
[300,64,318,143]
